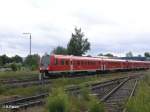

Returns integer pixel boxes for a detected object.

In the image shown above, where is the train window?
[75,61,77,65]
[77,61,80,65]
[66,60,69,65]
[71,61,73,65]
[54,59,58,65]
[81,61,84,65]
[95,62,97,65]
[90,61,92,65]
[88,61,90,65]
[41,54,50,67]
[73,61,75,65]
[61,60,65,65]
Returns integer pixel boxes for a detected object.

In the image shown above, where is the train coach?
[39,54,150,79]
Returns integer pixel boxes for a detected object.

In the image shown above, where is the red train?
[39,54,150,79]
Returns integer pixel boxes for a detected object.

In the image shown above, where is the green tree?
[11,55,23,63]
[67,27,90,56]
[126,51,133,57]
[24,54,40,70]
[104,53,114,57]
[98,53,103,56]
[144,52,150,57]
[0,55,11,66]
[52,46,67,55]
[0,57,2,66]
[98,53,114,57]
[87,55,92,57]
[10,63,17,71]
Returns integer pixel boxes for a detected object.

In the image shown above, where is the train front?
[39,54,50,80]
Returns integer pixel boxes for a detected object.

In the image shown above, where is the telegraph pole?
[23,33,32,55]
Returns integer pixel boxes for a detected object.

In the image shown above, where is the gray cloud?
[73,11,117,26]
[0,0,150,57]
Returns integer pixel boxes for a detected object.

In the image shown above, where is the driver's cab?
[40,54,50,72]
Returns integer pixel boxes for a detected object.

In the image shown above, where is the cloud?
[0,0,150,57]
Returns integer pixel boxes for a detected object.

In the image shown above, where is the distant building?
[0,66,12,72]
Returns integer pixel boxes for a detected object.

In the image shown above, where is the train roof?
[52,54,150,63]
[53,55,125,62]
[54,54,101,60]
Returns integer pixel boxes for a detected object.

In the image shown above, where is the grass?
[0,70,147,98]
[0,84,50,99]
[0,70,38,80]
[88,97,105,112]
[0,70,149,112]
[45,87,105,112]
[46,88,70,112]
[125,73,150,112]
[51,71,139,88]
[0,69,143,81]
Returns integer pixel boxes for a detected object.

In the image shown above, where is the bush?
[126,74,150,112]
[89,97,105,112]
[0,85,7,94]
[47,88,70,112]
[24,54,40,70]
[10,63,17,71]
[78,86,105,112]
[80,86,104,112]
[46,86,105,112]
[80,86,91,101]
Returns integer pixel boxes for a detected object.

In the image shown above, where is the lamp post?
[23,33,32,55]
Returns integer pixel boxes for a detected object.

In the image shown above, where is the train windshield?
[41,54,50,67]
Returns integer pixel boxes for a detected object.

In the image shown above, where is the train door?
[103,64,106,71]
[101,61,103,70]
[70,56,73,72]
[101,61,106,71]
[126,61,129,70]
[70,61,73,71]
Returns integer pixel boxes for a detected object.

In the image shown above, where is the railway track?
[0,72,142,88]
[0,75,105,88]
[2,79,52,88]
[0,76,128,111]
[100,76,138,112]
[0,79,37,84]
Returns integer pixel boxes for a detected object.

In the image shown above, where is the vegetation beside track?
[0,71,148,99]
[0,70,149,112]
[0,85,49,96]
[51,70,147,88]
[45,87,104,112]
[125,72,150,112]
[0,70,38,80]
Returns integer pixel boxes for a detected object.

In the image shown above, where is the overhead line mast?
[23,32,32,55]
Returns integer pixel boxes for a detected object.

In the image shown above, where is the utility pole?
[23,32,32,55]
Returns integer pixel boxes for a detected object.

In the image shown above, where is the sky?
[0,0,150,57]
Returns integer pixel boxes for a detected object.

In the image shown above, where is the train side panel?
[40,54,150,77]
